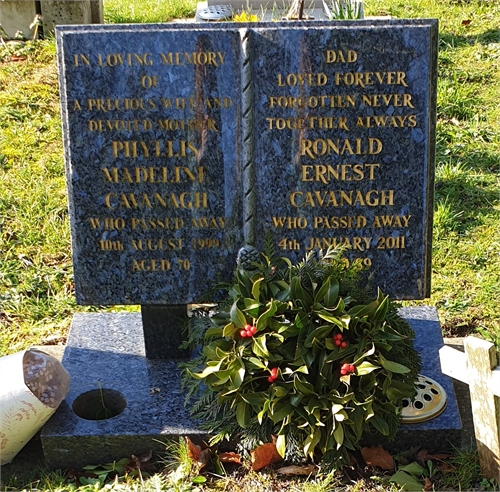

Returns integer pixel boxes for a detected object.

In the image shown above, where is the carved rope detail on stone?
[240,28,256,247]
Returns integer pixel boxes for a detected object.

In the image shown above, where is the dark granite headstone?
[42,21,461,469]
[250,23,437,299]
[58,20,437,304]
[57,26,244,306]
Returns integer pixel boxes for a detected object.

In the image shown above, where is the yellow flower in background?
[232,11,259,22]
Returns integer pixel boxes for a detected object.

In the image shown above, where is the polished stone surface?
[41,306,460,468]
[392,306,462,450]
[58,20,437,304]
[41,313,206,469]
[250,22,438,299]
[57,25,244,305]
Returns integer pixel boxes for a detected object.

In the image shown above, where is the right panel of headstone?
[251,20,438,299]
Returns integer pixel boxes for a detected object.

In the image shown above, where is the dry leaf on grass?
[8,55,27,62]
[424,477,433,491]
[441,462,455,472]
[251,443,283,471]
[219,452,242,464]
[417,449,450,463]
[185,437,201,461]
[361,445,394,470]
[276,464,318,476]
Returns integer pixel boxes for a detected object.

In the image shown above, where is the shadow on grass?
[439,28,500,50]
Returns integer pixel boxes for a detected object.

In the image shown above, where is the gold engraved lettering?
[104,192,208,210]
[277,238,301,250]
[157,118,218,132]
[99,239,124,251]
[160,51,226,66]
[89,217,126,229]
[301,164,380,183]
[266,116,348,131]
[196,97,232,109]
[333,71,408,87]
[325,50,357,63]
[102,166,204,184]
[268,94,355,109]
[130,217,185,230]
[306,236,372,251]
[73,100,82,110]
[160,98,186,109]
[300,138,382,159]
[130,238,183,251]
[132,258,172,271]
[86,98,156,112]
[356,115,417,128]
[160,97,232,110]
[89,119,153,132]
[361,93,414,108]
[276,73,328,86]
[97,53,153,67]
[313,216,367,229]
[271,217,308,229]
[376,236,406,249]
[191,217,225,229]
[289,190,394,208]
[111,140,198,159]
[73,54,91,66]
[373,215,411,228]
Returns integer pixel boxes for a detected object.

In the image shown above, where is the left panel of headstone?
[57,26,243,305]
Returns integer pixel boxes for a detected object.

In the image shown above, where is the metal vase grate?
[198,5,233,20]
[401,375,447,423]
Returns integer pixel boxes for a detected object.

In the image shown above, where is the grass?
[103,0,197,23]
[0,0,499,489]
[0,438,486,491]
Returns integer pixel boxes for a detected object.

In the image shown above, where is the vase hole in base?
[72,389,127,420]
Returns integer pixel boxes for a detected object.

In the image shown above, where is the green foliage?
[184,248,420,466]
[324,0,363,19]
[80,458,131,486]
[103,0,196,23]
[435,448,482,491]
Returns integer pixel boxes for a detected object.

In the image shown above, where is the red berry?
[244,324,252,331]
[349,365,355,373]
[334,340,342,347]
[250,325,257,334]
[340,369,347,375]
[246,329,253,337]
[271,367,278,377]
[240,330,248,337]
[334,333,343,340]
[267,376,274,383]
[341,341,348,349]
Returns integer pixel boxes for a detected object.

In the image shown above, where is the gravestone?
[42,19,462,469]
[0,0,103,39]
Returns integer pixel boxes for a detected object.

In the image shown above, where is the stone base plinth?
[41,313,206,469]
[41,307,461,468]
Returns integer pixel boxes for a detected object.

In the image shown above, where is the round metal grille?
[401,375,447,423]
[198,5,233,20]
